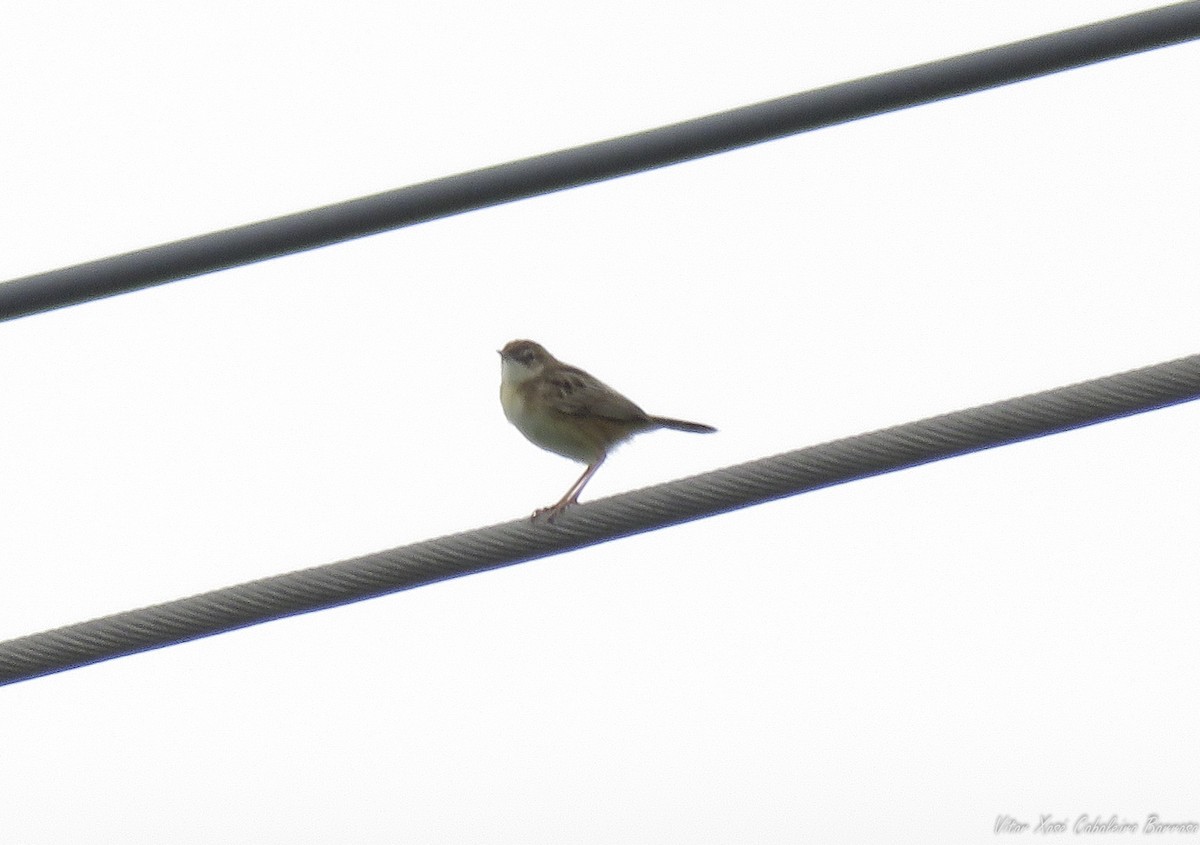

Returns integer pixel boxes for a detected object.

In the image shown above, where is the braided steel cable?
[2,353,1198,686]
[2,2,1199,322]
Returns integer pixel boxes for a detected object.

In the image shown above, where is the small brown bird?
[499,339,716,521]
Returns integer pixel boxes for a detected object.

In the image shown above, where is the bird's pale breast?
[501,380,607,463]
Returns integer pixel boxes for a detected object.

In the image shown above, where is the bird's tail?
[649,416,717,434]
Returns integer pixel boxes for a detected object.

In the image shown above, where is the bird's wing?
[540,367,650,422]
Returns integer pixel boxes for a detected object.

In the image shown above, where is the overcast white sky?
[1,2,1198,842]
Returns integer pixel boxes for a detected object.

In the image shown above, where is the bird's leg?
[534,454,606,523]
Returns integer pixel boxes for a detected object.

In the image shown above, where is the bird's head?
[499,339,555,383]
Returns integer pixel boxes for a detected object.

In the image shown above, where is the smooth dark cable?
[2,2,1199,322]
[2,353,1198,686]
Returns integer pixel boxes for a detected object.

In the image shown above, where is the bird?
[499,339,716,521]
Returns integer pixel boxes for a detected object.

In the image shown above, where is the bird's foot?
[531,498,577,524]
